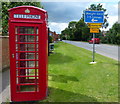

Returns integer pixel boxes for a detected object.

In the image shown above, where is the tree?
[101,22,120,45]
[2,2,43,36]
[68,21,77,29]
[111,22,120,44]
[81,26,90,41]
[61,28,70,40]
[68,21,77,40]
[75,19,90,41]
[61,19,90,41]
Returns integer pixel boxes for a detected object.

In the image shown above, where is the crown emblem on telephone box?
[25,9,30,13]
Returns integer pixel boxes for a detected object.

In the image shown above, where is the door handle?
[12,54,14,58]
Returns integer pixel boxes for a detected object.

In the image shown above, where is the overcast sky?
[41,0,119,34]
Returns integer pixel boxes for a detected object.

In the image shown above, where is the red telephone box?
[8,6,48,102]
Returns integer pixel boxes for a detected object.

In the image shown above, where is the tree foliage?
[2,2,43,36]
[61,19,91,41]
[101,22,120,45]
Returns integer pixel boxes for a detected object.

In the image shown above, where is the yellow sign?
[88,23,102,25]
[88,23,102,28]
[88,25,102,28]
[90,28,99,33]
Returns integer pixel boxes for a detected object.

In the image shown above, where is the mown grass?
[42,42,118,102]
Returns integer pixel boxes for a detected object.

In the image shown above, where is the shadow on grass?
[42,87,98,102]
[49,53,74,64]
[9,88,103,103]
[49,74,79,83]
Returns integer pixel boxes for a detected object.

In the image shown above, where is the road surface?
[63,40,119,61]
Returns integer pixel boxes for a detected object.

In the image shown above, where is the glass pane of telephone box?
[16,53,38,60]
[18,61,38,68]
[16,35,38,43]
[16,44,38,51]
[16,27,34,34]
[15,26,38,34]
[16,69,39,77]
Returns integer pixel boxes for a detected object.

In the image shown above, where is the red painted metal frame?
[8,6,48,102]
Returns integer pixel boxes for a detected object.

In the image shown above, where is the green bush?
[49,36,53,43]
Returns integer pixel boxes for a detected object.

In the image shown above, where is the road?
[63,40,119,61]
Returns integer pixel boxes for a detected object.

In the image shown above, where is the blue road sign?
[84,11,104,23]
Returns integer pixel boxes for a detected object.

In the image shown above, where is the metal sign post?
[92,33,95,62]
[84,10,104,64]
[90,33,97,64]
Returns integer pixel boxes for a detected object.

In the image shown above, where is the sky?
[41,0,119,34]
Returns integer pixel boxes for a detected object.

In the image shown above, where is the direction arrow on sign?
[91,19,98,22]
[90,28,100,33]
[84,11,104,23]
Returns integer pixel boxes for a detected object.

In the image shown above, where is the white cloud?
[100,3,106,8]
[106,3,118,16]
[113,4,118,9]
[49,22,68,34]
[101,15,118,31]
[108,15,118,27]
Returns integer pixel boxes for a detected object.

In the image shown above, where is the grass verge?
[42,42,118,102]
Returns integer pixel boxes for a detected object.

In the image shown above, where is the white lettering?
[14,14,41,19]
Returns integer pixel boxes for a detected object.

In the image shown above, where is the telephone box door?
[10,23,47,101]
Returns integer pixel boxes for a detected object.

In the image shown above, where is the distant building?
[49,31,59,42]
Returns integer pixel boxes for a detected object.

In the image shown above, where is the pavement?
[0,69,10,103]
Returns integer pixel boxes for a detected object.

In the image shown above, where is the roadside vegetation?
[42,42,118,102]
[100,22,120,45]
